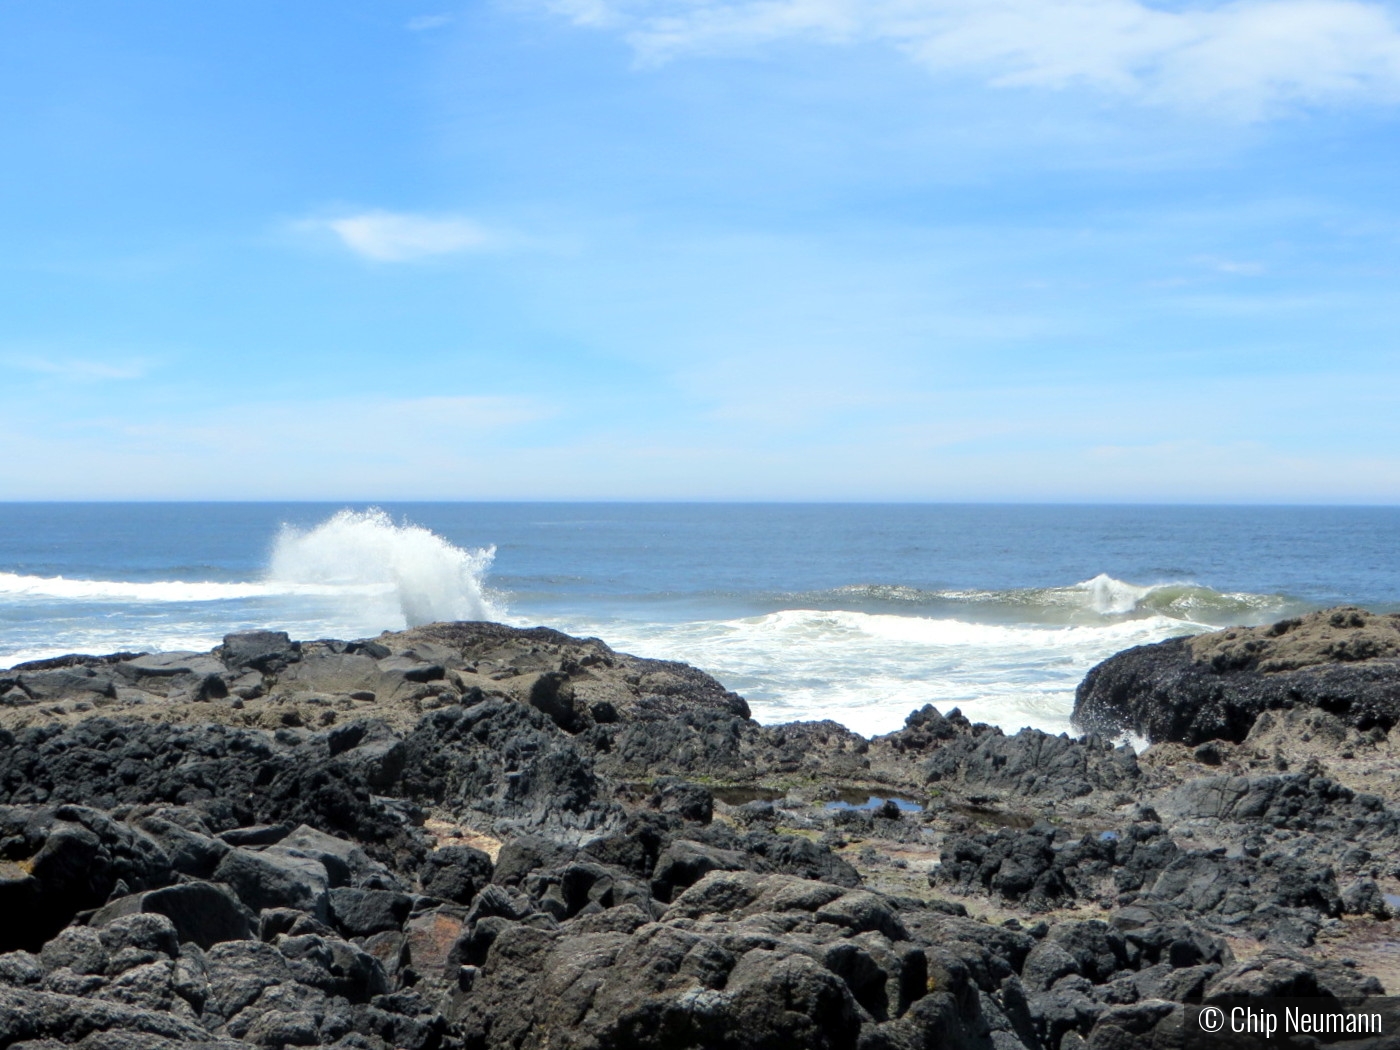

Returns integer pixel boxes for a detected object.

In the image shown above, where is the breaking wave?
[794,573,1294,627]
[549,606,1202,738]
[0,573,276,602]
[0,508,502,633]
[266,508,500,628]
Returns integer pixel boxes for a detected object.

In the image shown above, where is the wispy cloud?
[163,394,550,450]
[1195,254,1266,276]
[7,356,150,382]
[0,393,556,498]
[407,14,454,31]
[307,210,493,262]
[540,0,1400,118]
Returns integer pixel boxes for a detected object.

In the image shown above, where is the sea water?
[2,503,1398,737]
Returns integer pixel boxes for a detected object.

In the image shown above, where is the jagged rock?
[1158,773,1396,833]
[418,845,493,904]
[93,883,256,950]
[651,840,750,903]
[394,701,624,841]
[327,888,412,937]
[2,620,1397,1048]
[219,630,301,675]
[125,807,230,878]
[325,720,407,790]
[1341,878,1392,918]
[1044,921,1130,985]
[0,985,218,1045]
[0,804,175,952]
[113,653,229,701]
[450,869,1016,1050]
[213,846,332,920]
[1204,950,1385,1000]
[1074,610,1400,744]
[15,666,118,701]
[922,725,1140,801]
[1084,1000,1179,1050]
[652,778,715,824]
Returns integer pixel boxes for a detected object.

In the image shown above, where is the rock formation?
[1073,607,1400,744]
[0,615,1396,1049]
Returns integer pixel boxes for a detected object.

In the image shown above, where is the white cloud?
[149,394,549,453]
[1194,254,1266,275]
[407,14,454,31]
[315,210,493,262]
[0,393,554,499]
[540,0,1400,117]
[7,356,149,382]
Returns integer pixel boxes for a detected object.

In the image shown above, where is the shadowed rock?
[1074,609,1400,744]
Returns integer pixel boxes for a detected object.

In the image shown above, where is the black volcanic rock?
[0,804,176,952]
[419,845,494,904]
[1074,609,1400,744]
[1,620,1396,1049]
[93,882,256,950]
[218,629,302,675]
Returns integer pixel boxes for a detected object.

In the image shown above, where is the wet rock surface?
[0,616,1396,1049]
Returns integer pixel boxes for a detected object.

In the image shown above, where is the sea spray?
[267,508,499,628]
[3,503,1369,733]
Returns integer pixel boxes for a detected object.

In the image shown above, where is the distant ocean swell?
[773,575,1294,626]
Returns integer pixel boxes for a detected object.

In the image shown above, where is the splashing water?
[267,508,499,628]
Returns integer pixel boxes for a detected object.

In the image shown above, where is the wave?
[267,508,500,628]
[1,508,501,631]
[0,572,281,603]
[544,606,1196,738]
[797,573,1294,626]
[661,606,1194,650]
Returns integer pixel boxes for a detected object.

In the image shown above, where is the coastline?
[2,612,1398,1048]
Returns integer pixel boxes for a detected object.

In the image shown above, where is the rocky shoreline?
[2,611,1398,1049]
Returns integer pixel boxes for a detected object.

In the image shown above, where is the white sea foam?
[0,509,502,668]
[541,607,1200,738]
[0,514,1276,738]
[266,508,499,628]
[0,509,498,634]
[0,572,281,603]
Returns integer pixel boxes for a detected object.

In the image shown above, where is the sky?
[1,0,1398,502]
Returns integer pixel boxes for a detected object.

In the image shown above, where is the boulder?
[219,630,301,674]
[327,887,413,937]
[1074,610,1400,744]
[419,845,494,904]
[92,882,256,950]
[113,652,229,700]
[212,846,332,920]
[17,665,119,701]
[0,804,174,952]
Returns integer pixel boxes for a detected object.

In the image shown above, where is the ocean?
[2,503,1398,738]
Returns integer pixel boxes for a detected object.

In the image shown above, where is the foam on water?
[0,572,280,603]
[0,509,503,667]
[0,505,1307,736]
[0,509,500,632]
[543,607,1201,738]
[266,508,500,628]
[812,574,1292,627]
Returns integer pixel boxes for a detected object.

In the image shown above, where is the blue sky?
[2,0,1398,501]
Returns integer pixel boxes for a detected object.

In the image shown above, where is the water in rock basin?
[3,502,1399,737]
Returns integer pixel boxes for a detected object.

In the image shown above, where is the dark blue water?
[2,503,1397,735]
